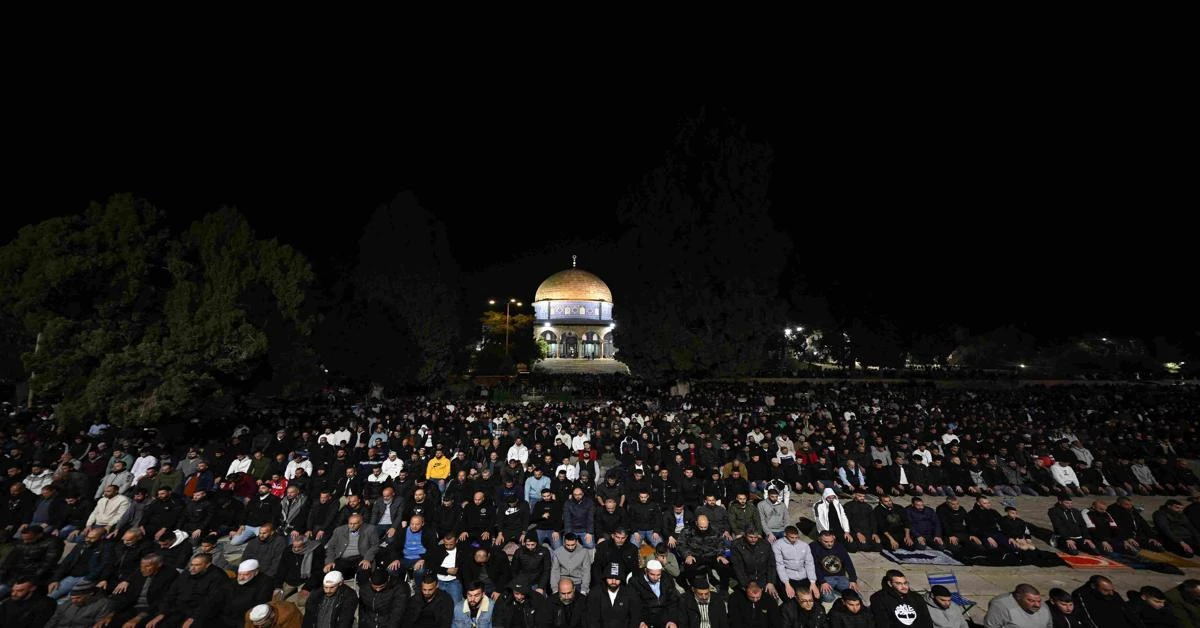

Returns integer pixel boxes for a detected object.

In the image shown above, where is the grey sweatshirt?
[758,498,789,533]
[551,545,593,593]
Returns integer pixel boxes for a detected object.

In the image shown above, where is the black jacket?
[585,584,642,628]
[591,540,640,585]
[1050,505,1089,540]
[629,573,682,628]
[729,538,775,589]
[0,536,61,583]
[358,578,410,628]
[512,545,553,591]
[679,592,730,628]
[224,572,276,627]
[1072,584,1137,628]
[782,598,830,628]
[302,584,358,628]
[495,589,553,628]
[408,589,453,628]
[550,592,589,628]
[0,592,55,628]
[829,600,874,628]
[461,549,513,593]
[107,567,178,619]
[164,564,231,625]
[728,590,781,628]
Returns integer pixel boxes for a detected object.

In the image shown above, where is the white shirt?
[556,464,579,481]
[227,457,252,477]
[438,548,458,581]
[571,433,589,452]
[914,449,933,466]
[131,455,157,483]
[87,494,131,528]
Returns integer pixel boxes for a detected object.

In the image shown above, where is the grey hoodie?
[758,497,789,533]
[925,593,968,628]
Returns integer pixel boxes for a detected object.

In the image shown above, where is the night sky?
[5,100,1192,342]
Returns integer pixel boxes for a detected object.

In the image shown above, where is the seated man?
[1153,499,1199,558]
[809,529,860,604]
[906,497,944,550]
[1108,497,1165,553]
[1048,495,1097,555]
[323,514,380,575]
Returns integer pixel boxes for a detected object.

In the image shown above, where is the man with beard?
[781,588,829,628]
[246,601,304,628]
[551,533,592,595]
[104,528,155,590]
[809,530,859,604]
[179,488,213,542]
[875,495,914,551]
[43,579,111,628]
[358,569,410,628]
[461,545,513,600]
[47,526,112,603]
[408,575,454,628]
[585,562,641,628]
[243,522,289,583]
[452,580,498,628]
[512,535,553,593]
[494,580,552,628]
[679,576,728,628]
[0,526,60,598]
[660,502,696,552]
[305,490,340,542]
[0,577,55,628]
[1107,496,1164,553]
[1071,575,1136,628]
[224,559,276,627]
[842,491,881,552]
[323,514,380,576]
[870,570,933,628]
[730,529,776,598]
[966,496,1008,554]
[680,516,731,593]
[232,483,282,546]
[531,488,564,549]
[630,559,682,628]
[550,577,587,628]
[143,487,183,542]
[304,570,357,628]
[592,528,640,590]
[497,492,532,550]
[728,581,780,628]
[279,536,326,600]
[985,584,1051,628]
[936,496,979,556]
[278,484,310,540]
[149,553,230,628]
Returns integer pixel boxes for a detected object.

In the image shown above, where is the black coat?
[107,567,178,619]
[164,565,231,625]
[829,600,874,628]
[679,592,730,628]
[782,598,831,628]
[585,585,642,628]
[358,579,410,628]
[728,590,781,628]
[407,589,453,628]
[550,592,589,628]
[0,536,61,584]
[224,573,275,627]
[869,588,933,628]
[495,589,553,628]
[629,573,682,628]
[303,584,358,628]
[0,593,56,628]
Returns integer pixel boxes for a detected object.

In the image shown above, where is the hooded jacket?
[924,592,968,628]
[813,491,851,534]
[870,582,933,628]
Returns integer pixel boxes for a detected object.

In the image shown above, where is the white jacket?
[813,490,851,533]
[227,457,252,477]
[381,458,404,479]
[507,444,529,465]
[87,494,131,528]
[131,455,157,483]
[285,459,312,480]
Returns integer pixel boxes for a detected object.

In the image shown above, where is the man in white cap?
[224,559,276,627]
[247,600,303,628]
[630,558,682,628]
[303,570,358,628]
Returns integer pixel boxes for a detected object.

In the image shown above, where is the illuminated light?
[1101,337,1108,342]
[1019,364,1027,369]
[488,300,496,305]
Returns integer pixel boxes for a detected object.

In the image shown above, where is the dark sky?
[5,99,1192,342]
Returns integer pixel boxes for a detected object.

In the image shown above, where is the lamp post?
[489,298,523,355]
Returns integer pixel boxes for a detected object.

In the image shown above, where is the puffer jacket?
[358,579,410,628]
[0,536,61,583]
[681,526,724,561]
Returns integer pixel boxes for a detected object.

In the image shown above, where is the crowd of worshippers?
[0,380,1198,626]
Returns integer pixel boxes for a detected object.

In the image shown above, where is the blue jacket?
[906,505,942,540]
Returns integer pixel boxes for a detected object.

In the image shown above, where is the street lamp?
[488,298,523,355]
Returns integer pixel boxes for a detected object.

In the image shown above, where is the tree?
[350,191,463,388]
[0,195,317,427]
[612,110,790,380]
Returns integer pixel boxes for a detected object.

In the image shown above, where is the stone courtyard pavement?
[785,494,1196,621]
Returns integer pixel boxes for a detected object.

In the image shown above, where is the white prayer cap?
[249,604,271,622]
[238,559,259,573]
[646,559,663,570]
[323,570,344,585]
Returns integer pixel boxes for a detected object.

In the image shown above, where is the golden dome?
[534,268,612,302]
